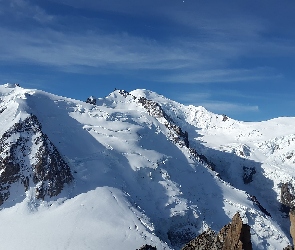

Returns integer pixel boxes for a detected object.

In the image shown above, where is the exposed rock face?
[280,183,295,249]
[290,210,295,247]
[181,229,217,250]
[249,195,271,217]
[182,212,252,250]
[86,96,97,105]
[281,183,295,208]
[167,226,198,248]
[218,213,252,250]
[136,244,157,250]
[284,245,294,250]
[243,166,256,184]
[222,115,228,122]
[118,89,130,97]
[0,115,73,205]
[0,107,6,113]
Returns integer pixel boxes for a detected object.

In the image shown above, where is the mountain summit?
[0,84,294,249]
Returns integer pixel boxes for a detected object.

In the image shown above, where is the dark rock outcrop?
[136,244,157,250]
[0,107,6,113]
[281,183,295,208]
[222,115,228,122]
[86,96,97,105]
[217,212,252,250]
[243,166,256,184]
[182,212,252,250]
[168,226,198,248]
[118,89,130,97]
[0,115,73,205]
[280,183,295,248]
[189,148,215,171]
[181,229,217,250]
[249,195,271,217]
[290,210,295,248]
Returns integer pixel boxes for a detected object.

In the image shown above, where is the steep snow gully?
[0,83,294,249]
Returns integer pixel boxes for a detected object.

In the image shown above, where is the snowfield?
[0,84,294,249]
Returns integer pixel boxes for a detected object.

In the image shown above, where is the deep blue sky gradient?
[1,0,295,121]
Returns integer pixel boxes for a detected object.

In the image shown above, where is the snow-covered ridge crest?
[3,83,20,88]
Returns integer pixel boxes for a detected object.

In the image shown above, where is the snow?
[0,84,294,249]
[0,187,169,250]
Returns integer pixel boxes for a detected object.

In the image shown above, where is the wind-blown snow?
[0,84,293,249]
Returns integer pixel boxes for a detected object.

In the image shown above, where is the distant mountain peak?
[3,83,20,88]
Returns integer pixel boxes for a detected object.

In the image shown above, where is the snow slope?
[0,84,293,249]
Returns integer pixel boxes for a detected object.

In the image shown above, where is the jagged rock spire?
[182,212,252,250]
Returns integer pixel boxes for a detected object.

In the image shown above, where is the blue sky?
[1,0,295,121]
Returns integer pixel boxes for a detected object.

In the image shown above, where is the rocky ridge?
[136,93,215,170]
[281,183,295,249]
[137,212,252,250]
[181,212,252,250]
[0,114,73,205]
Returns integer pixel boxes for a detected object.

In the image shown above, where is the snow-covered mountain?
[0,83,294,249]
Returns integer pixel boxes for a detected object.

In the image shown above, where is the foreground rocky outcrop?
[281,183,295,249]
[0,115,73,205]
[291,210,295,247]
[181,212,252,250]
[283,245,294,250]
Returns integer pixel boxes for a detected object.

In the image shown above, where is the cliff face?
[0,115,73,205]
[182,212,252,250]
[281,183,295,249]
[290,211,295,248]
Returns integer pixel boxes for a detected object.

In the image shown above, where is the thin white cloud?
[0,0,294,85]
[200,101,259,114]
[0,0,54,23]
[178,92,212,102]
[0,25,286,84]
[0,28,211,71]
[176,92,259,115]
[158,68,281,84]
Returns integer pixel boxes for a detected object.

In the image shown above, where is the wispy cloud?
[0,0,294,85]
[158,68,282,84]
[200,101,259,114]
[0,28,212,71]
[0,25,287,85]
[176,92,259,115]
[0,0,54,23]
